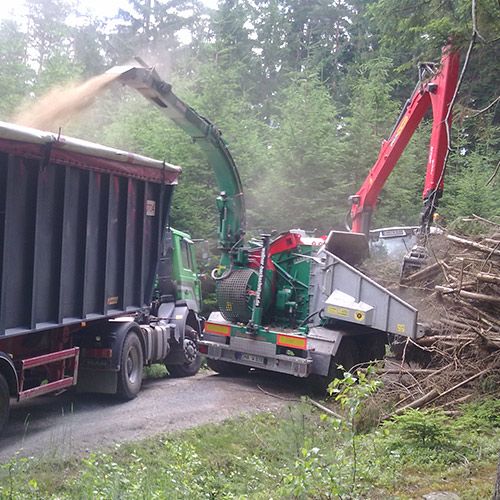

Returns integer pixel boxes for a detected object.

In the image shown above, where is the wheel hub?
[126,347,140,384]
[183,338,197,363]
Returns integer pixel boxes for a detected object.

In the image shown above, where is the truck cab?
[170,228,202,312]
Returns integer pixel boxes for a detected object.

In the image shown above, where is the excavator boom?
[350,46,460,236]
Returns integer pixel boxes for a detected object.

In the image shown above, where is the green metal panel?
[170,228,202,311]
[270,244,312,327]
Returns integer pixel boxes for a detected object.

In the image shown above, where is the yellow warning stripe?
[277,334,307,350]
[204,322,231,336]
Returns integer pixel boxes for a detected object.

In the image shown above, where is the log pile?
[415,230,500,349]
[368,217,500,416]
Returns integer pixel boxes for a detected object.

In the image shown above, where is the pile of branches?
[372,217,500,417]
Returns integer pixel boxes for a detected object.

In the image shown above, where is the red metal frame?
[247,231,326,272]
[0,138,179,185]
[18,347,80,401]
[350,46,460,235]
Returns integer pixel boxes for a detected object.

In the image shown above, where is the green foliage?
[389,408,454,449]
[273,366,383,498]
[456,399,500,431]
[143,363,168,379]
[443,150,500,223]
[380,404,500,469]
[256,73,342,232]
[1,397,500,498]
[340,56,430,227]
[440,120,500,229]
[0,0,497,241]
[329,364,382,423]
[0,20,33,117]
[0,3,497,497]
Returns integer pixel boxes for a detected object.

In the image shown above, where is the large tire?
[308,337,359,394]
[0,374,10,433]
[207,358,249,376]
[117,331,143,400]
[167,326,202,378]
[357,334,386,364]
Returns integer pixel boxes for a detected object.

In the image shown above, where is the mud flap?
[307,327,346,376]
[158,302,193,342]
[75,319,141,394]
[76,370,118,394]
[160,303,202,365]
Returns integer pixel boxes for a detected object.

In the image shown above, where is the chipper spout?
[106,63,246,252]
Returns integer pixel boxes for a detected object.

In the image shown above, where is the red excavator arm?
[349,45,460,236]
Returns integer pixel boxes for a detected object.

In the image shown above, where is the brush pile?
[368,216,500,416]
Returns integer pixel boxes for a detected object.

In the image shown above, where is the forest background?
[0,0,498,241]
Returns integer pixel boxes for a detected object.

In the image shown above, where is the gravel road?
[0,370,303,462]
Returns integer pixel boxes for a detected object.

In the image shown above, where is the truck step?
[19,347,80,401]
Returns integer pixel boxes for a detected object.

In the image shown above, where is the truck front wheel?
[166,326,202,378]
[0,374,10,432]
[117,331,143,400]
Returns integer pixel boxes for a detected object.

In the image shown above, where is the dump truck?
[0,122,203,431]
[111,56,451,390]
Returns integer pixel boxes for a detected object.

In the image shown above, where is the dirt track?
[0,370,302,462]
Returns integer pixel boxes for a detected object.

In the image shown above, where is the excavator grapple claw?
[400,245,428,281]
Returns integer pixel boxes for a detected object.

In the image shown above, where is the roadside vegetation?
[1,370,498,499]
[0,1,498,498]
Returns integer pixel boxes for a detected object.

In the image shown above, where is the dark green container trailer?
[0,122,202,432]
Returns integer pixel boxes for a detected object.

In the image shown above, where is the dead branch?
[400,262,442,284]
[476,272,500,285]
[431,368,492,403]
[308,398,343,419]
[469,214,500,227]
[439,394,473,408]
[447,234,500,257]
[457,290,500,304]
[487,159,500,186]
[465,95,500,118]
[389,389,440,418]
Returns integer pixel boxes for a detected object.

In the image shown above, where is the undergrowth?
[0,376,498,499]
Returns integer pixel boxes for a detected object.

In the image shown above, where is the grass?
[0,397,499,499]
[143,363,169,379]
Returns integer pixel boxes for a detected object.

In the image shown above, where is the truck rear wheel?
[0,374,10,432]
[117,331,143,400]
[207,358,249,376]
[166,326,202,378]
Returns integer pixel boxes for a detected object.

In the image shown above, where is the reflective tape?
[277,334,307,350]
[204,322,231,336]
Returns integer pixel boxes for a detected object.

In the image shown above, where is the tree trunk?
[494,452,500,500]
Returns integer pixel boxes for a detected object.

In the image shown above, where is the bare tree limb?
[465,95,500,118]
[308,398,343,419]
[487,159,500,186]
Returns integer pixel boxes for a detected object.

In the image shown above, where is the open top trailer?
[0,121,203,431]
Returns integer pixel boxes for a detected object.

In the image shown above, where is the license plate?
[241,353,264,364]
[380,229,408,238]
